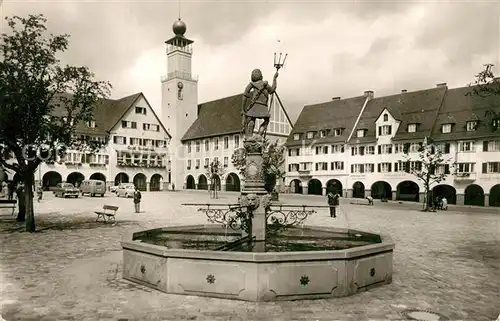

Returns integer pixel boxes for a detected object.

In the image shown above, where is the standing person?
[36,183,43,202]
[133,187,142,213]
[327,190,339,218]
[7,181,14,200]
[171,183,175,192]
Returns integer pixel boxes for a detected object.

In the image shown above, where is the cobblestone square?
[1,191,499,321]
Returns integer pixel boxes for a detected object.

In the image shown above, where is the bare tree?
[403,137,453,211]
[467,63,500,131]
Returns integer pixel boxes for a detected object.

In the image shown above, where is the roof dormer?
[407,123,420,133]
[306,131,316,139]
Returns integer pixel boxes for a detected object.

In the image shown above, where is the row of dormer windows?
[113,136,167,148]
[293,128,345,141]
[187,135,240,153]
[186,157,229,170]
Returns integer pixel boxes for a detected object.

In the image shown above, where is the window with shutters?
[483,162,500,173]
[483,140,500,152]
[351,146,358,156]
[378,162,392,172]
[331,144,344,153]
[366,146,375,155]
[379,144,393,154]
[394,143,403,153]
[458,141,474,152]
[436,164,450,175]
[187,141,192,153]
[205,140,209,151]
[224,137,229,149]
[214,138,219,150]
[323,146,328,154]
[409,143,421,153]
[196,140,201,152]
[379,125,392,136]
[436,143,451,154]
[330,161,344,171]
[187,160,191,170]
[300,162,312,171]
[234,135,240,148]
[289,163,299,171]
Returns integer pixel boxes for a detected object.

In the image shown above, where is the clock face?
[177,81,183,89]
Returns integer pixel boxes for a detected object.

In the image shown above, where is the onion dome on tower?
[172,18,187,36]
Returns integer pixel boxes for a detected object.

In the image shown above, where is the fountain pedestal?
[239,136,270,244]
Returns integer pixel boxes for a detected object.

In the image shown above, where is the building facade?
[3,93,171,192]
[285,84,500,207]
[161,19,293,192]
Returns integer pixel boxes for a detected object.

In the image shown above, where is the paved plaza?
[0,191,499,321]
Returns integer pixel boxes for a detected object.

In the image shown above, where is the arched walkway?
[198,175,208,190]
[133,173,147,191]
[67,172,85,187]
[42,171,62,190]
[489,184,500,207]
[433,184,457,205]
[371,181,392,199]
[114,173,129,186]
[396,181,419,202]
[90,173,106,190]
[225,173,241,192]
[186,175,195,189]
[307,179,322,195]
[150,174,163,191]
[289,179,303,194]
[464,184,484,206]
[352,181,365,198]
[326,179,343,195]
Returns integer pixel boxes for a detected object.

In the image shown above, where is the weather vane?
[274,52,287,71]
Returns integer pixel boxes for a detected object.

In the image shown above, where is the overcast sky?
[1,0,499,121]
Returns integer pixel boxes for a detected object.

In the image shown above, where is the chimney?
[332,97,341,100]
[197,105,202,116]
[436,83,447,88]
[364,90,374,99]
[401,89,407,93]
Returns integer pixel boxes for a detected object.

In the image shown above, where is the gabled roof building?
[2,92,172,192]
[285,83,500,207]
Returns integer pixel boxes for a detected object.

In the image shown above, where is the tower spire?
[178,0,181,20]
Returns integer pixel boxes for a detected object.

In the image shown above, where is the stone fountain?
[121,60,394,301]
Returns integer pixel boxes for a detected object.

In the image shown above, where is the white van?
[79,180,106,197]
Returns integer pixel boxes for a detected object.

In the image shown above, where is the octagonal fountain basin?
[121,224,394,302]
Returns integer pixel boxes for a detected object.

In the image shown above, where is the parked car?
[53,183,80,198]
[79,180,106,197]
[111,183,134,194]
[116,185,135,198]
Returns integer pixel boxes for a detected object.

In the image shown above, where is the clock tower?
[161,18,198,189]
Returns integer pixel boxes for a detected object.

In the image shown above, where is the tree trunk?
[16,188,26,221]
[24,173,35,232]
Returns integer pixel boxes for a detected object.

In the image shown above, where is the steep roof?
[430,85,500,141]
[286,96,367,147]
[50,92,170,138]
[181,94,243,141]
[349,87,447,144]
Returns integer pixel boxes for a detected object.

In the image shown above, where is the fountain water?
[121,64,394,301]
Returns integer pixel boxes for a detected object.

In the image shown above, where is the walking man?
[133,187,142,213]
[36,183,43,202]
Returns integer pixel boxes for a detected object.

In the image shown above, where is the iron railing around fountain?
[183,203,331,234]
[183,203,250,232]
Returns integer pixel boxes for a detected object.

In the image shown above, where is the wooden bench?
[0,199,17,216]
[94,205,119,223]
